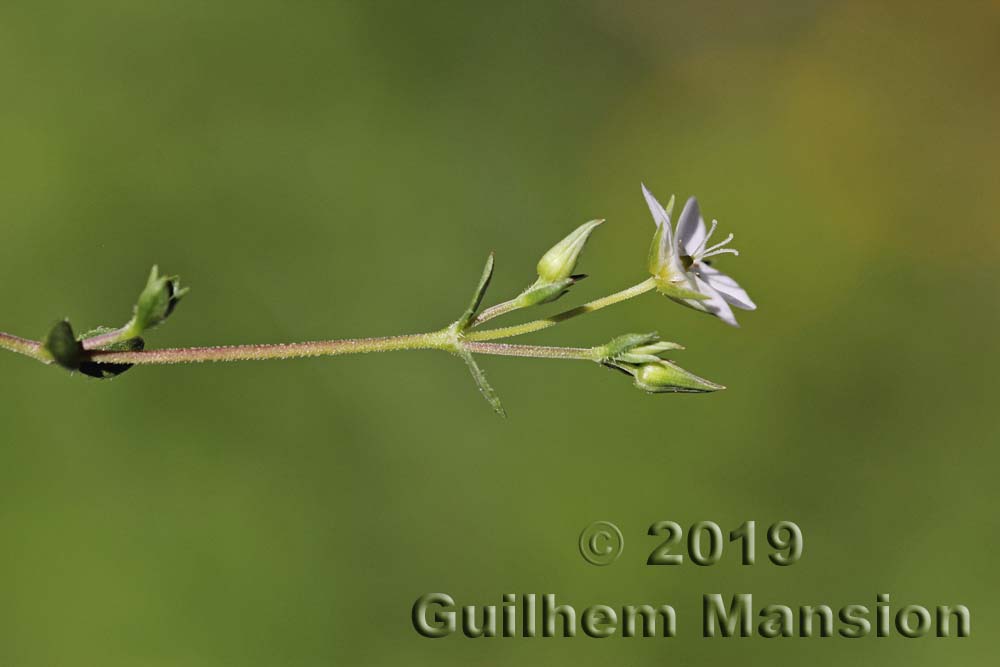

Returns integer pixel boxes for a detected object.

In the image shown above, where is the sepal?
[653,279,710,302]
[514,274,586,307]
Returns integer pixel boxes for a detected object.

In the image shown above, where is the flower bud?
[598,332,660,362]
[597,332,684,364]
[133,266,188,333]
[633,360,724,393]
[536,219,603,283]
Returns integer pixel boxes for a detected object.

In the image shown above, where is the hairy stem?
[0,278,653,369]
[0,332,47,362]
[81,321,140,350]
[87,332,453,365]
[466,277,657,342]
[471,298,524,327]
[464,341,597,361]
[0,331,599,366]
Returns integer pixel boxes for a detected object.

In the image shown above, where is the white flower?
[642,184,756,327]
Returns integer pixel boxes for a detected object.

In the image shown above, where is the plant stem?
[87,331,453,365]
[466,277,657,342]
[81,322,139,350]
[64,335,598,366]
[0,332,47,362]
[0,278,655,367]
[471,297,523,327]
[464,341,597,361]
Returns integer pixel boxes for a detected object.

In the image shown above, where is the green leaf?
[458,348,506,417]
[457,253,494,331]
[43,320,85,370]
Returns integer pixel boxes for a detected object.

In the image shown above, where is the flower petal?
[677,274,738,327]
[695,263,756,311]
[641,183,671,229]
[675,197,707,256]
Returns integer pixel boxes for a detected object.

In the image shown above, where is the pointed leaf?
[457,253,495,330]
[458,348,506,417]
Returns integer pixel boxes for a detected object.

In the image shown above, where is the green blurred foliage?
[1,1,998,665]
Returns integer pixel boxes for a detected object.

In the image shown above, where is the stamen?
[701,247,739,259]
[701,232,735,256]
[693,219,718,256]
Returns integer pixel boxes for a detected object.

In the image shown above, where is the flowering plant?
[0,185,754,415]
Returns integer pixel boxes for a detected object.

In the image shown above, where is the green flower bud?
[597,332,685,364]
[505,220,604,308]
[633,360,724,394]
[536,219,603,283]
[598,332,660,361]
[133,266,188,333]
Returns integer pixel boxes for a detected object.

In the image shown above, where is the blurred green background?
[1,1,997,665]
